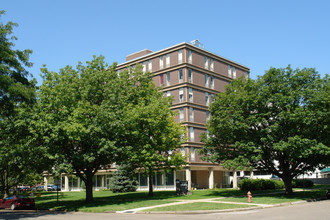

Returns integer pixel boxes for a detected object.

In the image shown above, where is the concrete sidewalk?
[116,197,274,214]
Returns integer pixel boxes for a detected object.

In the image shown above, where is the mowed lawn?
[29,186,329,212]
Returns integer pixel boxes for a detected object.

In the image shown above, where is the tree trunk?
[85,174,94,203]
[148,174,153,197]
[282,176,293,195]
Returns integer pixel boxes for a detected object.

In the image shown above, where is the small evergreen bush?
[110,164,138,193]
[292,179,314,188]
[239,178,285,190]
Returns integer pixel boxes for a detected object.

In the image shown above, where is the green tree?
[110,164,138,193]
[126,79,186,197]
[36,56,183,201]
[0,11,44,198]
[0,10,35,116]
[201,66,330,194]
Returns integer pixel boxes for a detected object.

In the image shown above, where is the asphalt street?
[0,200,329,220]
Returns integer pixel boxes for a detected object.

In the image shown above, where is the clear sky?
[2,0,330,84]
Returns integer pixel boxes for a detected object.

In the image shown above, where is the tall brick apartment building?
[55,42,250,191]
[116,41,250,190]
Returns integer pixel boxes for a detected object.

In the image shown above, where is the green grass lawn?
[28,186,329,212]
[216,188,328,204]
[143,202,255,212]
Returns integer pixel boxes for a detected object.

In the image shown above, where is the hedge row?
[292,179,314,188]
[238,178,314,191]
[239,179,284,190]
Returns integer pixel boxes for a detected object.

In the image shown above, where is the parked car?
[31,185,44,191]
[17,186,30,192]
[0,195,35,210]
[326,189,330,199]
[47,184,61,191]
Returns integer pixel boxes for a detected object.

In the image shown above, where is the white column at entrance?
[250,169,254,179]
[209,168,214,189]
[44,176,48,191]
[186,167,191,190]
[233,170,238,189]
[65,176,69,191]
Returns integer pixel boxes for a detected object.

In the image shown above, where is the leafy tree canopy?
[0,11,45,198]
[201,66,330,194]
[0,10,35,117]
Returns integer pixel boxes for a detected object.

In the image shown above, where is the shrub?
[292,179,314,188]
[110,164,138,193]
[239,178,285,191]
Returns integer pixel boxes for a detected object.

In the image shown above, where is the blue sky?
[2,0,330,84]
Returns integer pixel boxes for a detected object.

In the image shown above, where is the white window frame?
[142,62,146,73]
[228,65,232,78]
[188,69,193,83]
[245,71,248,79]
[188,50,192,64]
[167,91,171,97]
[189,88,193,102]
[166,54,170,68]
[233,67,236,79]
[180,108,184,122]
[211,94,214,103]
[205,92,209,106]
[166,72,170,86]
[206,111,210,122]
[178,49,183,64]
[210,58,214,71]
[190,127,194,142]
[190,147,195,162]
[179,88,184,103]
[205,74,209,88]
[160,56,163,69]
[204,56,208,69]
[179,69,183,83]
[210,76,214,89]
[148,60,152,72]
[181,147,185,156]
[189,107,194,122]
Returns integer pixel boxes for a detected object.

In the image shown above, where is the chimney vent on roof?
[190,40,204,49]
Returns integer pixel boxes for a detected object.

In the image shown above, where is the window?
[206,111,210,122]
[181,147,185,156]
[188,69,192,83]
[166,54,170,67]
[180,108,184,122]
[178,49,183,64]
[190,127,194,142]
[189,107,194,122]
[142,62,146,73]
[148,60,152,72]
[204,56,208,69]
[179,88,184,102]
[210,58,214,71]
[205,74,209,87]
[166,72,170,86]
[160,74,164,85]
[211,94,214,103]
[188,50,192,64]
[190,147,195,161]
[205,92,209,106]
[245,71,248,79]
[233,67,236,79]
[210,76,214,89]
[189,88,193,102]
[167,91,171,97]
[179,69,183,83]
[160,56,164,69]
[228,65,232,77]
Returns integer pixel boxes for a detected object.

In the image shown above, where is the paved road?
[0,200,329,220]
